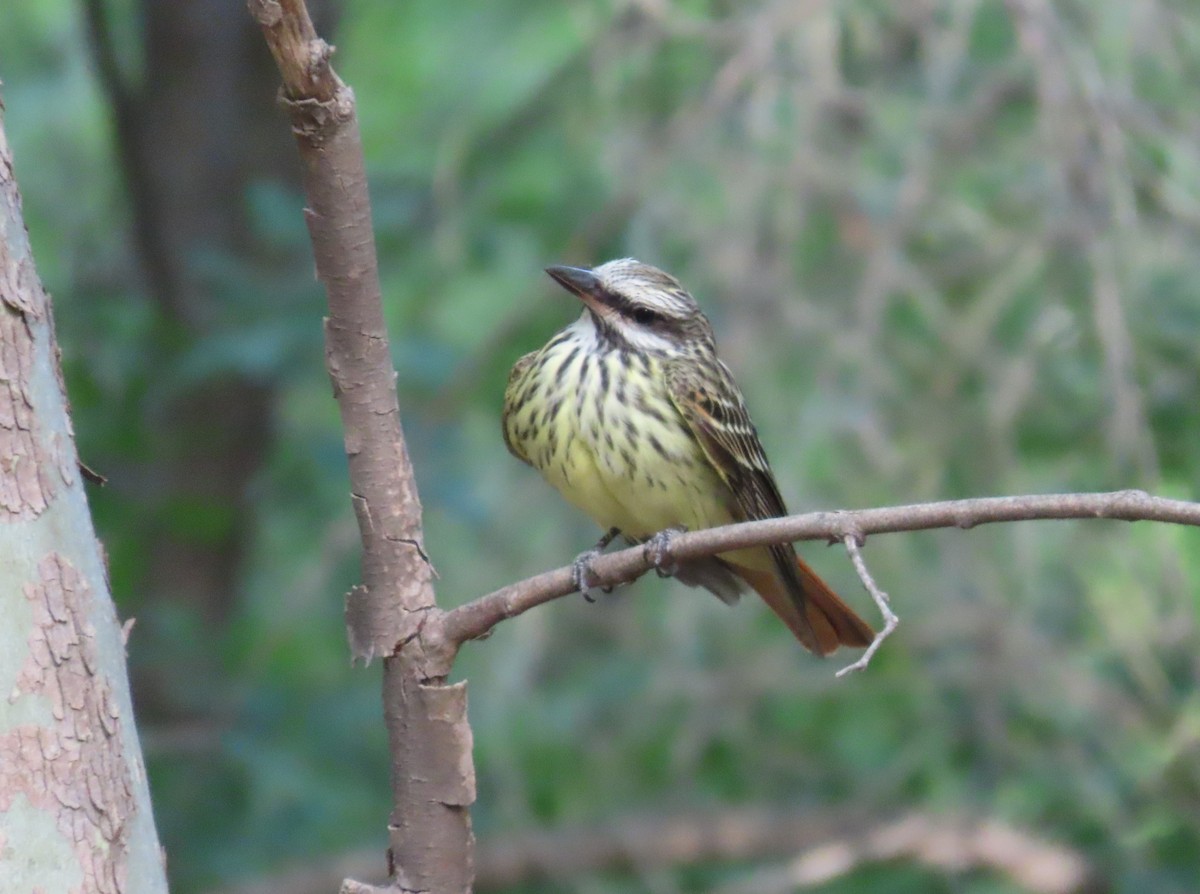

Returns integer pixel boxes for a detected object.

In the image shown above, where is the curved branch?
[443,490,1200,647]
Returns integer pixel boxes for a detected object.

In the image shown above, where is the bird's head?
[546,258,715,355]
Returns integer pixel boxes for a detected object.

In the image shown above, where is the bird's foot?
[572,527,621,602]
[644,526,687,578]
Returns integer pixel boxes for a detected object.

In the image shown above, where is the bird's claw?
[572,549,603,602]
[572,528,621,602]
[644,526,686,578]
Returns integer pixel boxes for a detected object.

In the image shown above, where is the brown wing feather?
[664,358,873,653]
[662,358,802,581]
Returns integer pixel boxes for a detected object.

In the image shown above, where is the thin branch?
[835,535,900,677]
[715,811,1101,894]
[443,490,1200,648]
[209,807,1100,894]
[337,883,388,894]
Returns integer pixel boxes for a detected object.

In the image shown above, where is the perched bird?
[502,259,873,655]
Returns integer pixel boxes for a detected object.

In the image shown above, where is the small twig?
[835,535,900,677]
[79,460,108,485]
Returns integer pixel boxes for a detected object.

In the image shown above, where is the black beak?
[545,265,602,299]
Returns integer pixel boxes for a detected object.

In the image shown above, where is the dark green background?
[3,1,1200,891]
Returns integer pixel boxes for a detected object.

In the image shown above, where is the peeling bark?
[383,674,475,892]
[250,3,475,891]
[3,556,136,894]
[0,102,168,893]
[0,269,56,520]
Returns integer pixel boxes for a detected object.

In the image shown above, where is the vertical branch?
[248,1,473,891]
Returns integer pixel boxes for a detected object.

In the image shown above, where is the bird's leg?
[594,526,621,552]
[572,527,621,602]
[644,526,688,578]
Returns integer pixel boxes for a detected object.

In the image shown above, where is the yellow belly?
[504,335,735,540]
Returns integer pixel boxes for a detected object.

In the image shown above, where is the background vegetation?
[3,0,1200,891]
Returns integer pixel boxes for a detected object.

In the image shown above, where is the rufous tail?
[733,558,874,656]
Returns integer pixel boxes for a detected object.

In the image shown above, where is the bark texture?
[250,2,473,891]
[0,104,167,894]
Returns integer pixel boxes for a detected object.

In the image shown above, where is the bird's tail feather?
[733,558,874,656]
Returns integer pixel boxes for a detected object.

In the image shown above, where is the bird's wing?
[664,357,874,654]
[662,358,791,531]
[501,350,539,465]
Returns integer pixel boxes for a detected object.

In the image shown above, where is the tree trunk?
[131,0,302,628]
[82,0,336,719]
[0,104,168,894]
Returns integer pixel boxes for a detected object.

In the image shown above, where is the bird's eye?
[632,307,660,325]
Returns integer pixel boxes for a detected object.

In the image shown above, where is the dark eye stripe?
[603,288,691,335]
[603,288,663,324]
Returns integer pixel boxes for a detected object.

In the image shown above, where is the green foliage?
[4,0,1200,891]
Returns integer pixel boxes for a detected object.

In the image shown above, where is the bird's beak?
[545,265,600,297]
[545,265,610,317]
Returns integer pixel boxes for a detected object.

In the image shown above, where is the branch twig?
[443,490,1200,655]
[835,534,900,676]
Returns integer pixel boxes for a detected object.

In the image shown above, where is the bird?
[501,258,873,655]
